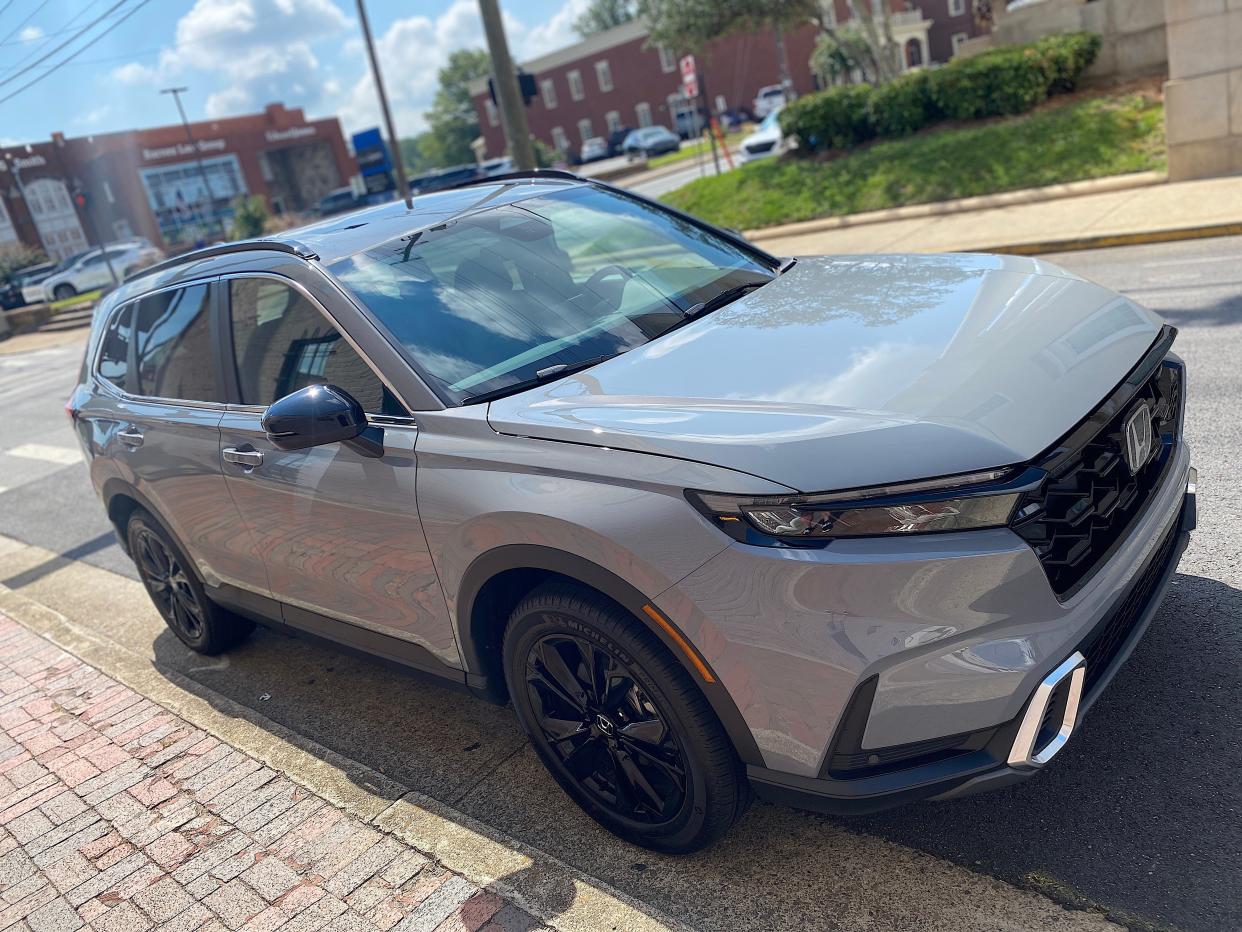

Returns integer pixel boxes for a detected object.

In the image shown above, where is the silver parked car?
[69,172,1195,853]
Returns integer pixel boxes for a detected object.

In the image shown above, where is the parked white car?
[579,136,610,163]
[752,84,787,119]
[738,107,787,163]
[23,240,163,304]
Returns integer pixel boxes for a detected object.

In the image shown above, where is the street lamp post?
[160,87,225,241]
[356,0,413,209]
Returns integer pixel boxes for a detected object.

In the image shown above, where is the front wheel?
[503,583,749,853]
[52,284,75,302]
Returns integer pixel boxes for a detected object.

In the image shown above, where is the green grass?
[49,289,102,311]
[648,129,750,169]
[662,92,1167,230]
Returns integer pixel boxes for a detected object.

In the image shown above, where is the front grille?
[1012,356,1182,599]
[1080,520,1179,694]
[745,141,776,154]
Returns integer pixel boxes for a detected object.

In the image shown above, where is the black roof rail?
[449,169,584,190]
[125,238,320,285]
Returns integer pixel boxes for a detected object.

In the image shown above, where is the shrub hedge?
[780,31,1101,154]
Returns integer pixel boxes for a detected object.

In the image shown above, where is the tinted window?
[228,278,400,414]
[329,185,772,402]
[97,303,132,390]
[133,284,223,402]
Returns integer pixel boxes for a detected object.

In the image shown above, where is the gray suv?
[69,173,1196,853]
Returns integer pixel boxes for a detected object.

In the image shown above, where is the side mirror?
[261,384,384,457]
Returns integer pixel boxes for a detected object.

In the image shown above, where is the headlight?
[687,468,1036,545]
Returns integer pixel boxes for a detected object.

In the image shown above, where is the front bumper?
[745,481,1195,815]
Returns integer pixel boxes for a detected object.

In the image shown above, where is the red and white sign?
[679,54,698,100]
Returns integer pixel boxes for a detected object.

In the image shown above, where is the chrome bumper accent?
[1007,651,1086,768]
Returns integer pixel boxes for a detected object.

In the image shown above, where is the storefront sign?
[0,154,48,171]
[264,126,316,143]
[141,139,227,162]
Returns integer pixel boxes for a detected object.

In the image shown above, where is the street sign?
[679,54,696,80]
[682,77,698,100]
[680,54,698,101]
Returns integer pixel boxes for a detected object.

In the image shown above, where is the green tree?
[399,133,435,176]
[0,243,46,283]
[422,48,491,168]
[229,195,268,240]
[810,25,876,86]
[574,0,636,37]
[639,0,817,93]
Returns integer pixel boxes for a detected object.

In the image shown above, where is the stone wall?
[1163,0,1242,180]
[960,0,1168,81]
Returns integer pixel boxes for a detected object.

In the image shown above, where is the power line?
[0,0,53,47]
[0,0,155,106]
[0,0,107,49]
[0,0,127,89]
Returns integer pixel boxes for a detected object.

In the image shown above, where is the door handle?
[117,428,144,448]
[222,447,264,469]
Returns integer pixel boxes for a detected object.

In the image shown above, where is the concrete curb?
[0,571,687,932]
[972,221,1242,257]
[745,172,1165,244]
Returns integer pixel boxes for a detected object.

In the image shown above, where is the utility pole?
[356,0,412,209]
[160,87,225,240]
[477,0,536,170]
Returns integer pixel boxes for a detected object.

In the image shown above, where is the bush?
[229,195,268,240]
[868,70,940,138]
[779,84,875,153]
[780,31,1101,153]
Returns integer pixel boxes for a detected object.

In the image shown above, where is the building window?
[541,78,557,110]
[948,0,966,15]
[658,46,676,73]
[484,99,499,127]
[567,69,585,101]
[605,110,622,133]
[577,118,594,144]
[635,102,652,128]
[594,60,613,93]
[551,126,569,153]
[951,32,969,55]
[905,38,923,70]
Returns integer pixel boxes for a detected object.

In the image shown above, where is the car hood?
[487,254,1164,492]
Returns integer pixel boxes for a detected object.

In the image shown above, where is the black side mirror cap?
[261,384,384,458]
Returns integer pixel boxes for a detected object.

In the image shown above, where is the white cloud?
[18,26,43,42]
[336,0,589,138]
[74,104,113,127]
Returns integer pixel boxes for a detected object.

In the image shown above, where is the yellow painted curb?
[977,222,1242,257]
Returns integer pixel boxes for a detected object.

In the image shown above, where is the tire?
[126,509,254,654]
[503,582,749,853]
[52,284,76,301]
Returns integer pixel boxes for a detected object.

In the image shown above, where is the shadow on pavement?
[138,570,1239,932]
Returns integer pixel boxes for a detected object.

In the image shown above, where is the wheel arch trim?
[455,543,764,766]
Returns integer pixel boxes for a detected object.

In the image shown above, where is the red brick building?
[0,104,354,258]
[469,9,989,159]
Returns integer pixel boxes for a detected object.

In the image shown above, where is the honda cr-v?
[69,172,1195,852]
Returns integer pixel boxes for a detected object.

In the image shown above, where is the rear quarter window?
[96,302,133,390]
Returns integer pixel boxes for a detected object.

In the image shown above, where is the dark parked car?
[606,126,632,157]
[621,126,681,160]
[313,187,365,218]
[409,165,483,195]
[1,261,56,309]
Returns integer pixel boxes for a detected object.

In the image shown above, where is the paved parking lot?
[0,236,1238,931]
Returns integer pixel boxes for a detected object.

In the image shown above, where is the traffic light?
[73,190,88,210]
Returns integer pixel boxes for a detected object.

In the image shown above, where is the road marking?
[5,443,81,465]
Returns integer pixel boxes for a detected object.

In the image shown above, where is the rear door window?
[227,277,403,415]
[96,302,133,390]
[132,283,224,402]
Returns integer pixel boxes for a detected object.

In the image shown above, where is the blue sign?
[352,127,394,195]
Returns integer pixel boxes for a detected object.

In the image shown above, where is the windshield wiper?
[461,354,616,405]
[681,281,767,321]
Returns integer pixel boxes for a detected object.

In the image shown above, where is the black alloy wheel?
[126,509,253,655]
[52,283,75,301]
[503,583,749,852]
[133,526,205,642]
[526,633,689,826]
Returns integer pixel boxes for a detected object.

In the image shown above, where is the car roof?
[125,176,587,289]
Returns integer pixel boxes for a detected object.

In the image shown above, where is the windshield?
[760,109,782,131]
[330,185,773,404]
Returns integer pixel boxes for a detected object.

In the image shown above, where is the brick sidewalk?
[0,614,545,932]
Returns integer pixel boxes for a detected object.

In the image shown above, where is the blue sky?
[0,0,587,145]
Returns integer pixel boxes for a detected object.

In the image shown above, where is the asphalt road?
[0,236,1238,931]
